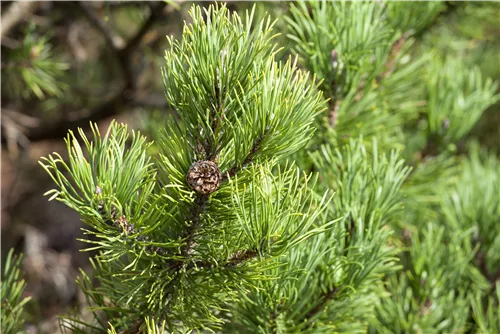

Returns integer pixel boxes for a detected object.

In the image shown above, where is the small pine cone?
[186,160,222,194]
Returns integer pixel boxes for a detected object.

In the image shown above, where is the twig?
[418,298,433,317]
[1,36,21,49]
[328,98,341,129]
[412,1,462,41]
[1,109,40,156]
[181,194,209,258]
[78,1,166,90]
[419,138,439,161]
[166,194,210,272]
[119,2,166,58]
[476,250,500,284]
[343,217,356,257]
[227,249,259,266]
[25,89,129,142]
[223,132,266,180]
[185,248,259,271]
[91,0,152,9]
[1,1,39,38]
[121,318,144,334]
[305,285,339,320]
[77,2,125,49]
[378,32,410,83]
[5,2,169,143]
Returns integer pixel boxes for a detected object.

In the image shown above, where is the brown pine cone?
[186,160,222,194]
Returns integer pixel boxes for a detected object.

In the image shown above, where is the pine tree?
[34,1,500,333]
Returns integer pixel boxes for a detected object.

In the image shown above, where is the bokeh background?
[1,1,499,332]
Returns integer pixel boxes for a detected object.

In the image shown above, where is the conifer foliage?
[285,1,499,333]
[40,4,331,332]
[30,1,500,333]
[1,249,31,334]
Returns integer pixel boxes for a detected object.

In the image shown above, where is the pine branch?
[181,194,209,259]
[343,217,356,257]
[209,86,225,160]
[39,4,330,330]
[78,1,167,90]
[223,132,266,180]
[1,59,38,70]
[77,2,125,50]
[173,67,228,266]
[24,90,130,142]
[11,2,169,143]
[90,0,152,9]
[419,135,441,161]
[327,98,341,129]
[227,249,259,266]
[377,32,411,83]
[0,1,39,38]
[121,318,145,334]
[305,285,339,320]
[327,49,341,129]
[411,1,462,40]
[119,2,166,59]
[476,250,500,285]
[164,196,211,273]
[185,248,259,271]
[1,249,31,334]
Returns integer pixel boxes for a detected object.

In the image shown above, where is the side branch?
[1,1,39,38]
[117,2,168,89]
[101,2,148,9]
[26,91,129,142]
[305,285,339,320]
[377,32,410,83]
[119,2,166,57]
[181,194,209,259]
[185,248,259,271]
[223,133,266,180]
[78,2,125,49]
[10,2,169,143]
[327,49,341,129]
[328,98,341,129]
[412,1,463,41]
[227,249,259,266]
[343,217,356,257]
[475,249,500,284]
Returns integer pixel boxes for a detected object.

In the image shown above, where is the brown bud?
[30,45,41,59]
[186,160,222,194]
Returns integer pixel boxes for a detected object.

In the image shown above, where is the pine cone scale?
[186,160,222,194]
